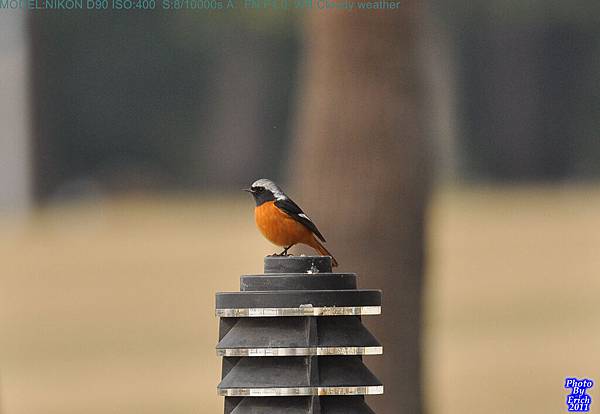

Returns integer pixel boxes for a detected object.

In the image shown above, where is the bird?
[244,178,338,267]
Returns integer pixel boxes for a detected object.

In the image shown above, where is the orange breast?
[255,201,313,247]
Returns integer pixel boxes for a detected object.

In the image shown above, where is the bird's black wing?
[275,198,326,242]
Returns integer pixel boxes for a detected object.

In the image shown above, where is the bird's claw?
[274,246,293,256]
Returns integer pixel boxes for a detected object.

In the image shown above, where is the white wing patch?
[298,213,312,221]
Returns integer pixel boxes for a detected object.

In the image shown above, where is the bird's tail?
[308,237,339,267]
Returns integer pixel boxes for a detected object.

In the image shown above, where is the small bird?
[244,178,338,267]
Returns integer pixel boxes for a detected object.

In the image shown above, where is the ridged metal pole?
[216,256,383,413]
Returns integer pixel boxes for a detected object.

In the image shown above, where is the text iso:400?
[87,0,156,9]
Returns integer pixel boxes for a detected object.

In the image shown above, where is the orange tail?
[308,236,339,267]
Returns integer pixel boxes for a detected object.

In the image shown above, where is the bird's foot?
[275,245,293,256]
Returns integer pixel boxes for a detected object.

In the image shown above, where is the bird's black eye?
[253,186,263,193]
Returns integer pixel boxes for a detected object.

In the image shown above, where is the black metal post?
[216,256,383,413]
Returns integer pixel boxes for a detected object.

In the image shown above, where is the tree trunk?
[290,5,429,413]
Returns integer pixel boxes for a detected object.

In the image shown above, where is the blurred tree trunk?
[290,5,429,413]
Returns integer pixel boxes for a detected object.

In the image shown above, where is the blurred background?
[1,2,599,413]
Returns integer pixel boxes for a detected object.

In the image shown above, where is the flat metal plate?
[216,306,381,317]
[217,346,383,357]
[219,385,384,397]
[216,290,382,315]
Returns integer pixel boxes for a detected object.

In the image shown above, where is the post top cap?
[264,255,332,274]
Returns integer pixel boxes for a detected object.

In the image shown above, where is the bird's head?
[243,178,286,206]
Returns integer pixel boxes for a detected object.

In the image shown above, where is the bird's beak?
[242,188,253,193]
